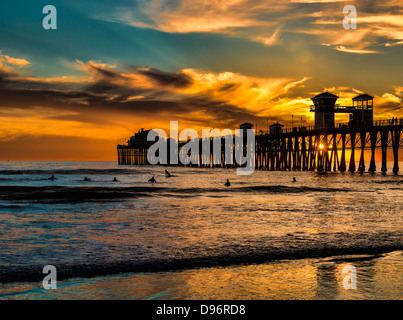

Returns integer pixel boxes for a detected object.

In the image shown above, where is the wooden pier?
[117,120,403,173]
[253,120,403,173]
[117,92,403,173]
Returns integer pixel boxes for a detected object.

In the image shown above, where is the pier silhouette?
[117,92,403,173]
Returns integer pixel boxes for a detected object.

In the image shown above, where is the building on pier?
[310,92,374,129]
[127,128,158,148]
[351,94,374,126]
[269,122,284,135]
[310,92,338,129]
[239,122,254,136]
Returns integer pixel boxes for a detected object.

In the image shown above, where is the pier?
[118,92,403,173]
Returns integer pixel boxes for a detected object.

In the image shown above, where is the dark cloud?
[218,83,239,92]
[136,68,193,88]
[353,0,403,14]
[178,94,263,127]
[2,60,400,141]
[83,80,139,96]
[0,63,259,129]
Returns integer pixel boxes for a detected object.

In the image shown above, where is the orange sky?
[0,1,402,160]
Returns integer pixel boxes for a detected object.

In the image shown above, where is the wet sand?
[1,251,401,300]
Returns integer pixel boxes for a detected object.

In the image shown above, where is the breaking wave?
[0,185,354,203]
[0,168,142,175]
[0,244,401,284]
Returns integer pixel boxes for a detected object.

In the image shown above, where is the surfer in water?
[148,176,156,183]
[47,175,57,180]
[293,177,296,182]
[83,177,92,182]
[165,170,171,178]
[112,177,119,182]
[225,179,231,187]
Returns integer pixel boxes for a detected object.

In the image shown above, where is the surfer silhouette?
[225,179,231,187]
[293,177,296,182]
[48,175,57,180]
[84,177,92,181]
[165,170,171,177]
[113,177,119,182]
[148,176,156,183]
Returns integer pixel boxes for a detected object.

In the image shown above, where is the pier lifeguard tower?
[310,92,338,129]
[269,122,284,134]
[310,92,374,129]
[350,94,374,126]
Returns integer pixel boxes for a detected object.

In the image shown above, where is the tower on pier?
[311,92,374,129]
[310,92,339,129]
[350,94,374,127]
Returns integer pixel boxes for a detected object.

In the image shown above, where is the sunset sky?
[1,0,402,160]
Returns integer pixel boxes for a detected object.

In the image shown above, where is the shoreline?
[1,250,401,300]
[1,246,402,285]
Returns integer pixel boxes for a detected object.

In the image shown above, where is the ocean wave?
[0,185,354,203]
[0,186,156,203]
[0,245,401,284]
[0,168,142,175]
[372,179,403,184]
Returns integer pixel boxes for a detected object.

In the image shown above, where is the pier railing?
[258,119,403,136]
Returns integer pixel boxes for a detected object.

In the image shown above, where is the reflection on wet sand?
[1,251,401,300]
[315,263,338,299]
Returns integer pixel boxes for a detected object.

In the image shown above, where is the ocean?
[0,161,402,299]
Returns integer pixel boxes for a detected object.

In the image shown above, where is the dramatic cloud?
[94,0,403,53]
[334,45,378,54]
[97,0,285,33]
[0,50,401,160]
[0,54,30,67]
[0,54,312,159]
[302,1,403,52]
[0,51,30,75]
[1,1,401,160]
